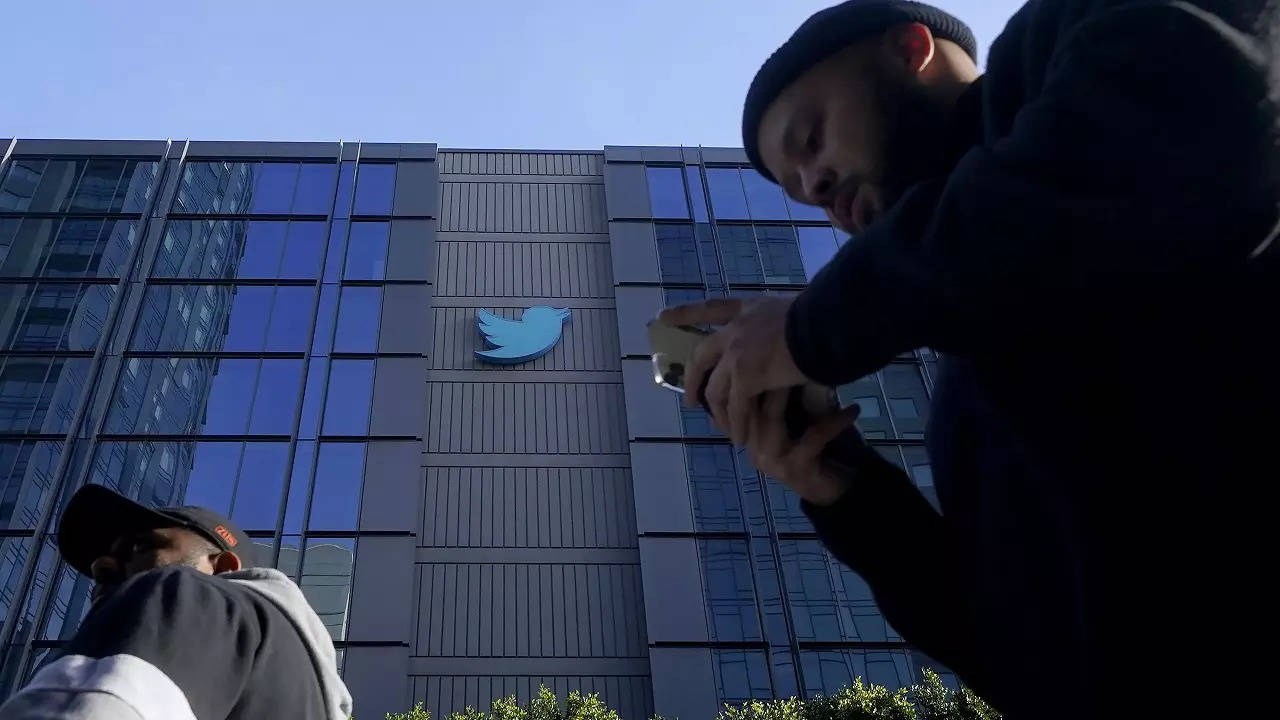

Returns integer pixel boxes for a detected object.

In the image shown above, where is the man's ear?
[211,551,242,574]
[885,22,936,75]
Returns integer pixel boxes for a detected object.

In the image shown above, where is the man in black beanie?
[660,0,1278,717]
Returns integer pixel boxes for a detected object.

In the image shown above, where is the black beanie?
[743,0,977,181]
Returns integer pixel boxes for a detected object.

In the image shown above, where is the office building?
[0,139,943,720]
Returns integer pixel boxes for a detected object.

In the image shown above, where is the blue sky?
[3,0,1024,148]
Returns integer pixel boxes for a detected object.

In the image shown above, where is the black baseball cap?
[57,484,255,577]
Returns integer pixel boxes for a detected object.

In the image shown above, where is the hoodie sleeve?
[804,431,983,680]
[0,567,260,720]
[787,1,1277,384]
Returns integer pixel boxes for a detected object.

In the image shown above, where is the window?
[343,221,389,280]
[881,364,930,437]
[250,163,300,215]
[741,169,790,221]
[279,221,325,278]
[663,288,704,307]
[800,650,917,698]
[0,441,63,530]
[705,169,750,220]
[904,447,939,511]
[845,374,891,438]
[779,539,841,642]
[104,358,302,436]
[646,167,689,219]
[323,360,374,436]
[352,163,395,215]
[832,562,898,643]
[300,537,356,640]
[0,357,89,435]
[174,161,257,215]
[749,537,791,645]
[135,441,291,530]
[68,159,126,213]
[33,219,137,279]
[716,224,763,284]
[293,163,338,215]
[333,287,382,354]
[796,226,839,279]
[755,226,805,284]
[687,445,741,532]
[656,224,701,284]
[130,285,314,353]
[309,442,365,530]
[680,404,724,439]
[735,447,767,534]
[713,650,772,705]
[700,539,761,642]
[2,284,115,352]
[765,476,812,534]
[786,194,830,222]
[250,359,303,434]
[0,158,156,214]
[153,220,324,280]
[685,166,710,222]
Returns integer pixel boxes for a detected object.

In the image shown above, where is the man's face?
[757,38,953,233]
[89,526,217,604]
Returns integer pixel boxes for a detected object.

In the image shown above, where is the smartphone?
[646,321,710,394]
[646,320,844,424]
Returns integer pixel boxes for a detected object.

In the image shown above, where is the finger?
[657,298,744,327]
[704,362,732,431]
[794,407,859,461]
[759,388,789,458]
[726,369,752,446]
[683,332,725,409]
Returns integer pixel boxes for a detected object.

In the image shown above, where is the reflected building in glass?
[0,140,947,720]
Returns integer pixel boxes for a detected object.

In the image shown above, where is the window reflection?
[741,169,790,221]
[656,224,701,284]
[344,222,389,280]
[705,169,750,220]
[796,226,839,279]
[800,649,916,697]
[713,649,772,706]
[322,360,374,436]
[0,357,90,435]
[301,537,356,640]
[353,163,395,216]
[250,163,300,215]
[0,158,157,214]
[716,225,763,284]
[154,220,325,279]
[105,357,301,436]
[309,442,365,531]
[646,167,689,219]
[1,283,116,352]
[0,441,64,530]
[687,445,741,532]
[755,226,805,284]
[130,285,315,353]
[333,287,382,354]
[700,539,761,642]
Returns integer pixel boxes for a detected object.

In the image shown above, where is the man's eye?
[805,119,823,154]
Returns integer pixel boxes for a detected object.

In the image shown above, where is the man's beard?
[869,67,955,208]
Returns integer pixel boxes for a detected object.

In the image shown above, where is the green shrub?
[381,673,999,720]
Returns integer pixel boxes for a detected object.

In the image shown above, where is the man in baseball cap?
[659,0,1278,717]
[0,485,353,720]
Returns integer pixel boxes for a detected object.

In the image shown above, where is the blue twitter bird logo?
[474,306,572,364]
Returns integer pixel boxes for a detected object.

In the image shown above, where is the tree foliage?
[380,672,998,720]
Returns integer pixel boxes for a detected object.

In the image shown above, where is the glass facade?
[638,158,944,704]
[0,147,424,695]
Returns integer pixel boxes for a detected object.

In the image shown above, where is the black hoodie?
[790,1,1279,718]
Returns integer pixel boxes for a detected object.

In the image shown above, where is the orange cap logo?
[214,525,238,547]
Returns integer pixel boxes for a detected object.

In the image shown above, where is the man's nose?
[799,165,836,205]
